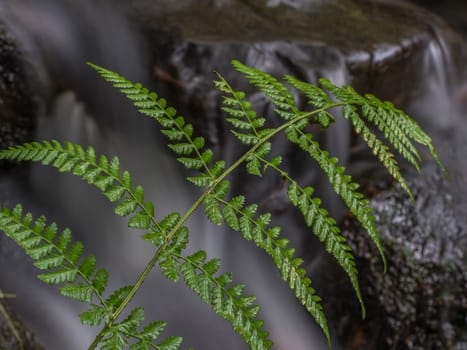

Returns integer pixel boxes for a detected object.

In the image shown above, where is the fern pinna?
[0,60,443,349]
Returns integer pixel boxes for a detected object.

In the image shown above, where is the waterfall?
[406,27,467,220]
[1,1,465,349]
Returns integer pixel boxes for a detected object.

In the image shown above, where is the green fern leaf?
[286,182,365,316]
[92,269,109,295]
[176,157,204,170]
[114,198,138,217]
[88,63,216,181]
[177,251,272,349]
[186,173,212,187]
[138,321,166,341]
[118,307,145,334]
[128,211,152,230]
[0,63,441,350]
[156,336,183,350]
[159,255,180,282]
[246,155,262,176]
[0,205,111,327]
[79,255,97,279]
[342,104,413,198]
[0,141,168,245]
[290,130,387,270]
[167,226,189,255]
[80,305,108,326]
[105,286,133,310]
[204,194,223,225]
[38,267,78,284]
[231,66,386,272]
[104,186,127,202]
[319,79,424,173]
[60,283,94,302]
[101,328,126,350]
[232,60,296,119]
[284,75,331,108]
[214,196,330,345]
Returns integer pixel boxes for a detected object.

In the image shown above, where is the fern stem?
[89,192,208,349]
[88,250,164,349]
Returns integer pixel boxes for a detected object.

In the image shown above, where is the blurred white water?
[408,31,467,218]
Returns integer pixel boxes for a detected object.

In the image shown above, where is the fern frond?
[174,251,272,350]
[342,104,412,197]
[380,100,447,175]
[0,139,267,348]
[216,74,365,316]
[286,76,413,197]
[318,79,429,175]
[0,204,179,349]
[259,156,365,317]
[284,75,332,109]
[0,205,107,304]
[231,60,297,121]
[0,141,192,347]
[215,73,264,137]
[214,195,331,346]
[0,141,167,247]
[287,128,387,271]
[361,102,421,170]
[87,63,217,183]
[215,73,277,177]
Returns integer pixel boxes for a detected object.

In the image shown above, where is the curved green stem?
[88,102,344,349]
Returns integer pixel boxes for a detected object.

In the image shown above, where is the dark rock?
[0,20,37,154]
[0,297,44,350]
[135,0,465,141]
[319,163,467,350]
[411,0,467,39]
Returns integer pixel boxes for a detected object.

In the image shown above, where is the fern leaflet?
[215,73,365,317]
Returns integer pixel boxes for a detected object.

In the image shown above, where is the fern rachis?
[0,60,443,349]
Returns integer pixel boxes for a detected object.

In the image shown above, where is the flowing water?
[1,1,465,349]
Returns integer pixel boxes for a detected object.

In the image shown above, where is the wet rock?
[133,0,465,146]
[0,20,37,154]
[319,163,467,349]
[0,297,44,350]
